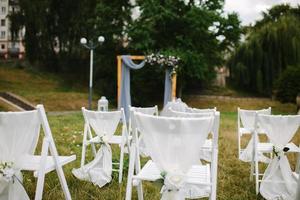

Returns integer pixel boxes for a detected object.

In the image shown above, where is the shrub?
[276,65,300,103]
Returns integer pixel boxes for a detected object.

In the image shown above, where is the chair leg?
[135,147,143,200]
[80,143,87,167]
[35,138,49,200]
[118,143,125,184]
[255,158,259,194]
[87,129,97,157]
[48,142,72,200]
[126,145,136,200]
[137,182,144,200]
[250,160,254,181]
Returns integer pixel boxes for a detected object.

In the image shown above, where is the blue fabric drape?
[119,55,172,119]
[164,68,172,106]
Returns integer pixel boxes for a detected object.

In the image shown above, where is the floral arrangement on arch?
[145,53,180,75]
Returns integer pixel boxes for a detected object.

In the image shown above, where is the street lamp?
[80,36,105,110]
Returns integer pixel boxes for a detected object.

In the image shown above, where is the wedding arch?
[116,55,177,119]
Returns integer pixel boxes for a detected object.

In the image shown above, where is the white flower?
[170,175,182,184]
[2,168,15,182]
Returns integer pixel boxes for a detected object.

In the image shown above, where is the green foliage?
[228,4,300,96]
[127,0,241,93]
[12,0,241,105]
[276,65,300,103]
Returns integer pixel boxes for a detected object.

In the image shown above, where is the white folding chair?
[128,105,158,134]
[253,114,300,198]
[128,106,158,157]
[160,98,188,116]
[237,107,271,162]
[0,105,76,200]
[74,108,129,185]
[125,112,218,200]
[186,107,217,113]
[168,108,220,163]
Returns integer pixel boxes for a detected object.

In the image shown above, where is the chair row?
[237,107,300,199]
[0,101,219,200]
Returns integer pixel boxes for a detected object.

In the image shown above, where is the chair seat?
[20,154,76,177]
[133,160,211,186]
[257,142,300,153]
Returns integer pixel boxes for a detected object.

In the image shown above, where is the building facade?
[0,0,25,59]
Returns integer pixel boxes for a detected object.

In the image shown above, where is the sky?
[224,0,300,25]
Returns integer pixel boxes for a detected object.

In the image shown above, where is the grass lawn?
[19,98,298,200]
[1,64,299,199]
[0,65,100,111]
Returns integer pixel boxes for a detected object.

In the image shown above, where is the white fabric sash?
[135,113,213,200]
[0,110,40,200]
[258,115,300,200]
[72,141,112,187]
[0,170,29,200]
[72,109,122,187]
[239,108,271,163]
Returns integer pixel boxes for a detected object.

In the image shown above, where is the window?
[1,44,5,49]
[1,7,6,14]
[0,31,5,38]
[1,19,5,26]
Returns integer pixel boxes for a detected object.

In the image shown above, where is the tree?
[127,0,241,95]
[228,4,300,96]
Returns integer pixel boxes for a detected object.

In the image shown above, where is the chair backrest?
[129,105,158,133]
[168,108,220,147]
[82,108,125,138]
[134,112,214,173]
[160,98,188,116]
[238,107,271,130]
[129,105,158,116]
[0,110,41,164]
[257,114,300,146]
[185,107,216,113]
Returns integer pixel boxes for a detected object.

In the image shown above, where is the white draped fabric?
[72,110,121,187]
[186,107,216,113]
[135,113,214,200]
[239,108,271,163]
[0,110,41,200]
[258,115,300,200]
[161,98,188,117]
[168,109,216,162]
[129,106,157,157]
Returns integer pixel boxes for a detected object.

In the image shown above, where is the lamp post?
[80,36,105,110]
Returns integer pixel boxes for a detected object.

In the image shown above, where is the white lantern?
[98,96,108,111]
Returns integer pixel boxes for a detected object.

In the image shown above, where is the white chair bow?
[125,112,214,200]
[238,108,271,163]
[257,114,300,199]
[0,105,75,200]
[73,108,128,186]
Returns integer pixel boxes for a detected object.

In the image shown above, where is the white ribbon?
[160,172,186,200]
[72,135,112,187]
[0,164,29,200]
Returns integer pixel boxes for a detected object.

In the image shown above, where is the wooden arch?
[117,55,177,107]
